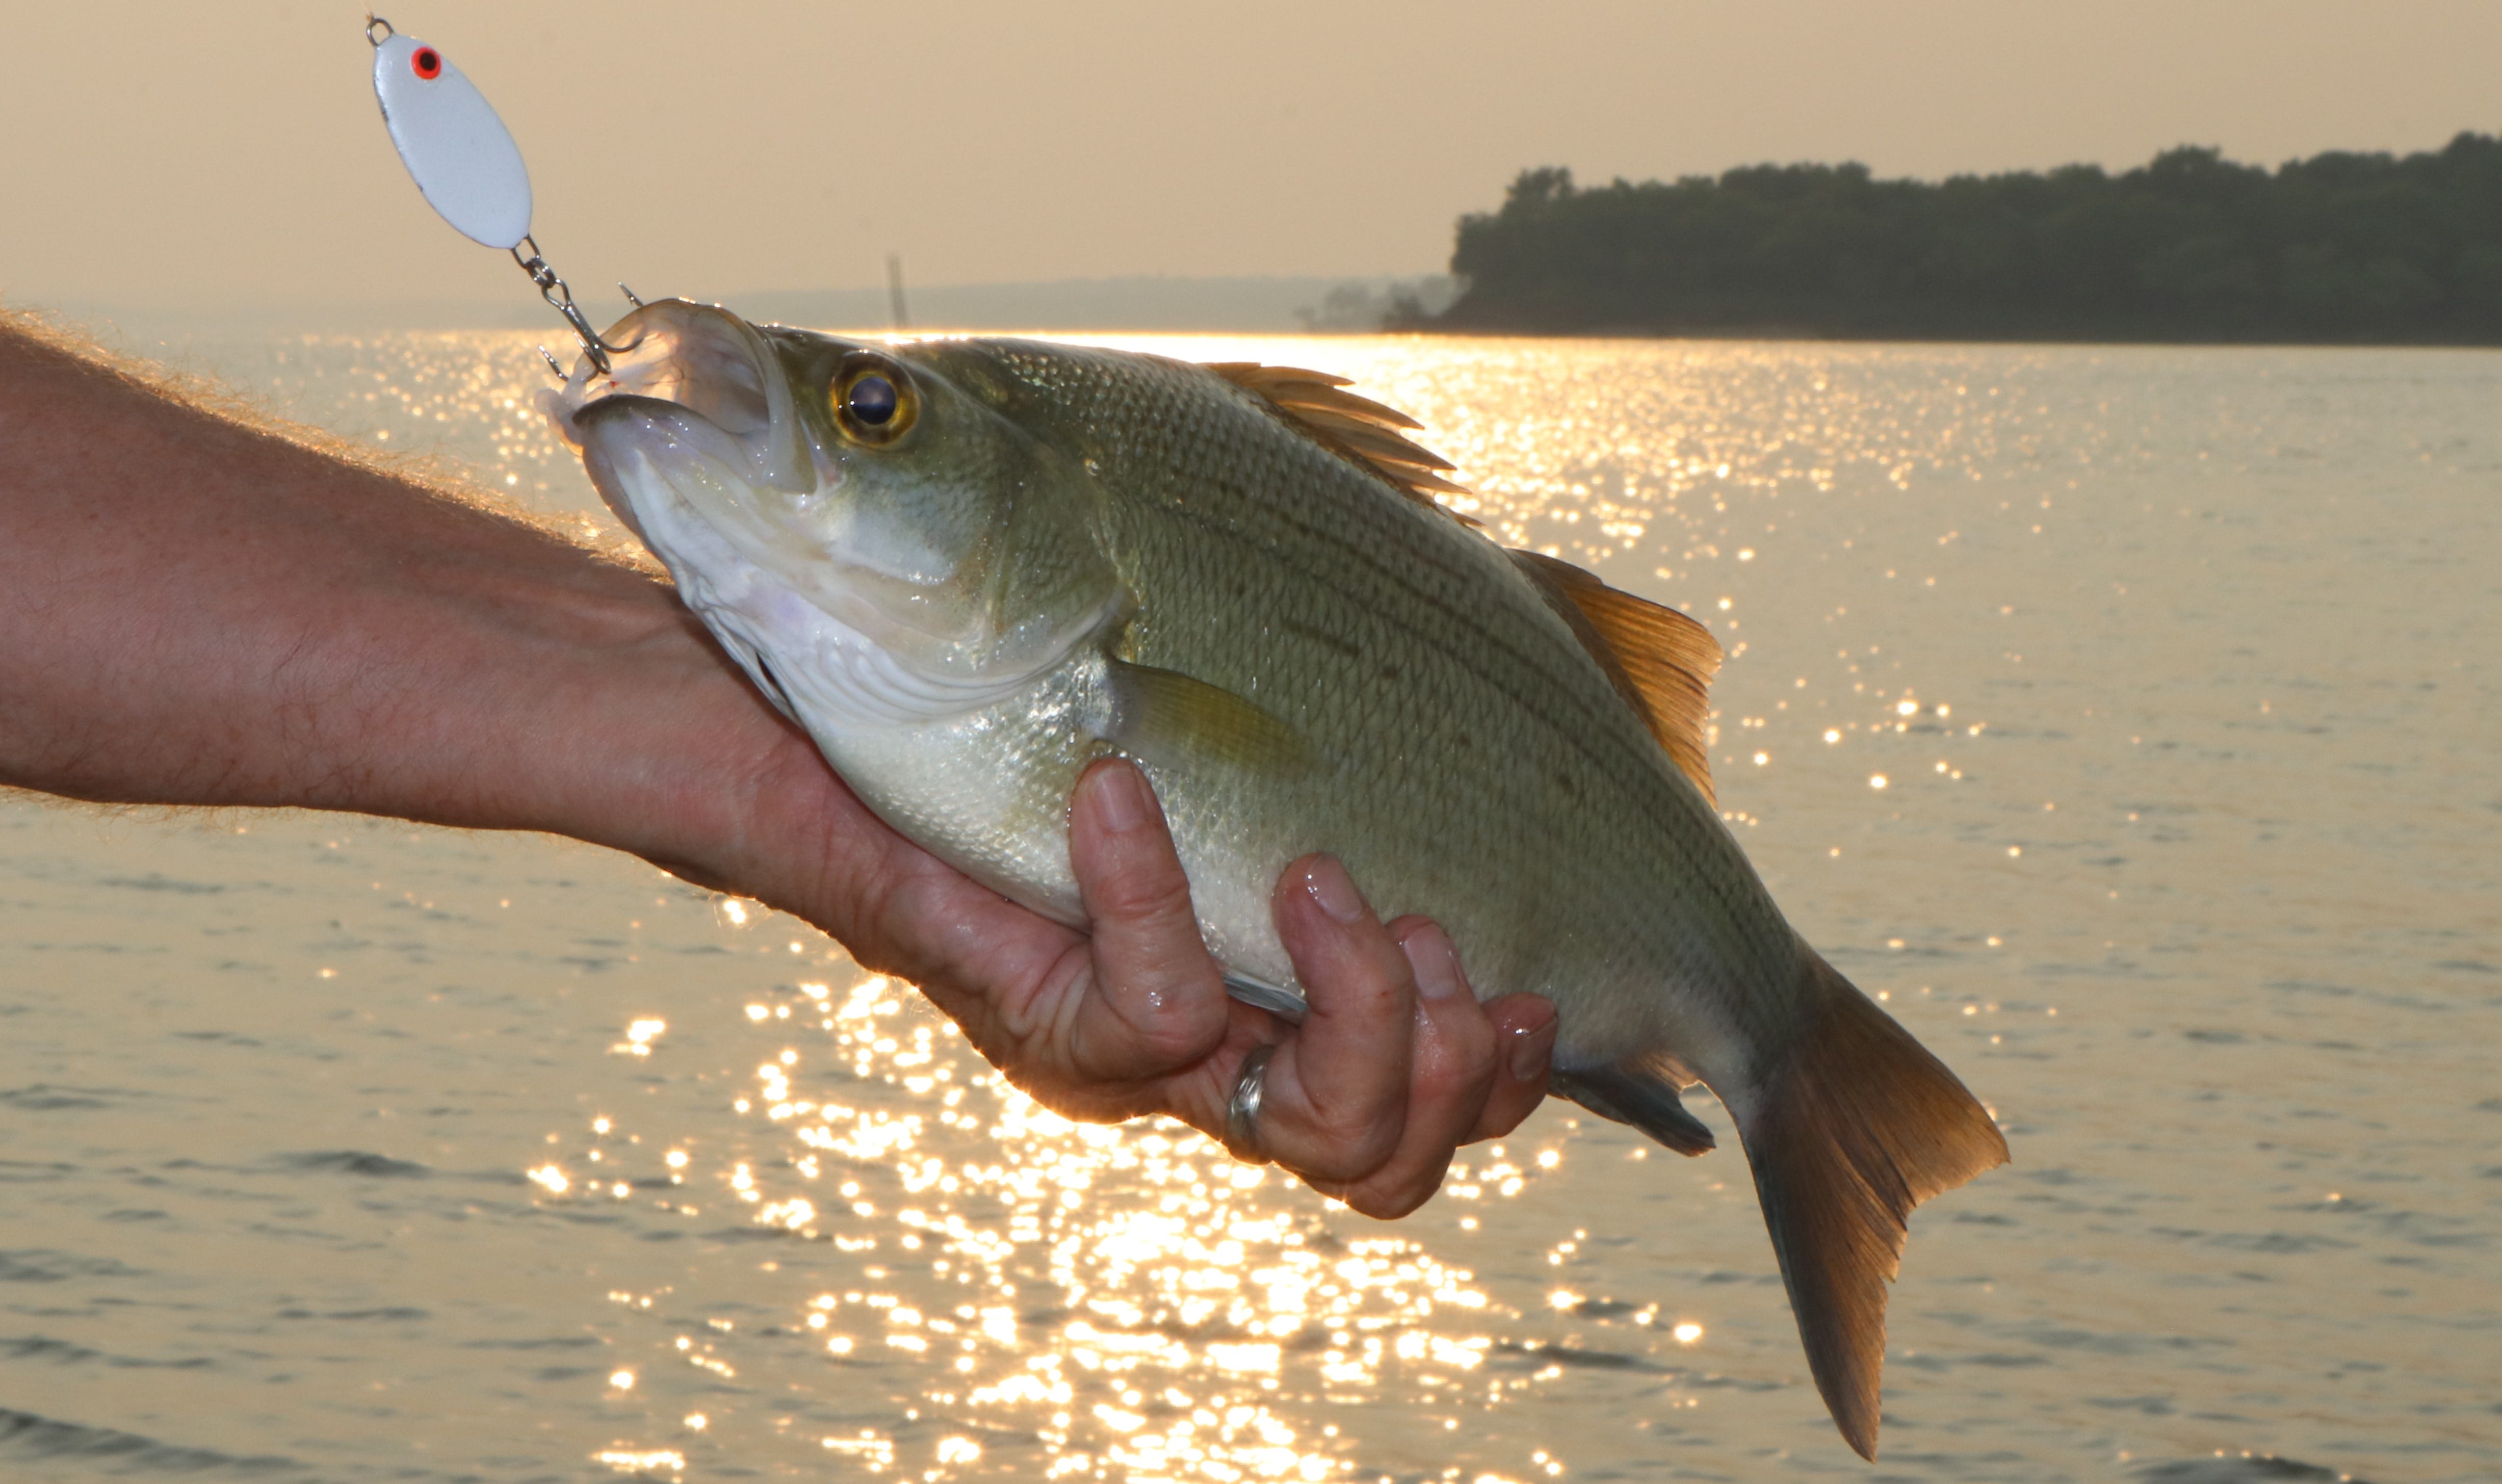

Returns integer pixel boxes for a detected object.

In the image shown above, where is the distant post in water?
[886,253,910,334]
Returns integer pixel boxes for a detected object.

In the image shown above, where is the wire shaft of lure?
[512,236,615,374]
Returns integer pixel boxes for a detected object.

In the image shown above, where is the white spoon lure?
[365,15,626,372]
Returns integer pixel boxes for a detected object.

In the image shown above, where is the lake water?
[3,329,2496,1484]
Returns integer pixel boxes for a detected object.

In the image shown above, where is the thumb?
[1062,759,1231,1083]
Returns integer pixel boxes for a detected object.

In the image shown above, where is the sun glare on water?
[540,972,1658,1480]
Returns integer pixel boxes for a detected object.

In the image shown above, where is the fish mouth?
[544,299,815,535]
[540,300,1017,688]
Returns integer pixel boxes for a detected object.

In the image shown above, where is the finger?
[1251,855,1416,1184]
[1469,993,1556,1142]
[1315,919,1503,1217]
[1059,759,1230,1086]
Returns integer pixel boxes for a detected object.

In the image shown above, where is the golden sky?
[6,1,2498,311]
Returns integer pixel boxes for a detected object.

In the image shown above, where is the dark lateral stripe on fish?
[1130,487,1779,982]
[1136,477,1705,827]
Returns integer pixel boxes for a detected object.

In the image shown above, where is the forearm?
[0,312,807,889]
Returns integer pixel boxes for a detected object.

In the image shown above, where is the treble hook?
[511,236,622,374]
[619,282,645,308]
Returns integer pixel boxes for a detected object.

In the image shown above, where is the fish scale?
[971,340,1789,1048]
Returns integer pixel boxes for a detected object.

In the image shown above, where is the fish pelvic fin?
[1552,1062,1715,1156]
[1508,550,1723,804]
[1735,948,2009,1461]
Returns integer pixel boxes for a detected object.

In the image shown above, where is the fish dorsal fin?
[1205,361,1473,518]
[1509,550,1724,805]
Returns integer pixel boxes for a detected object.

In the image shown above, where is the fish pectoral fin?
[1552,1064,1717,1156]
[1508,549,1723,805]
[1105,661,1317,780]
[1221,970,1310,1024]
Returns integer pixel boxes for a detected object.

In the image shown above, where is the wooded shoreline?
[1413,135,2502,346]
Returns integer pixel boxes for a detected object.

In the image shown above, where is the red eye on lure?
[411,47,442,80]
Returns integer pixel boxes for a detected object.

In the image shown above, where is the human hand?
[744,749,1558,1219]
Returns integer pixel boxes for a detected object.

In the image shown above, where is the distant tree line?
[1416,135,2502,343]
[1295,276,1457,331]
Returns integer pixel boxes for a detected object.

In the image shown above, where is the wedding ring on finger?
[1224,1043,1279,1161]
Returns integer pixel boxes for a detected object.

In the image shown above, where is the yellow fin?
[1737,949,2009,1458]
[1206,361,1475,518]
[1509,550,1723,804]
[1106,662,1315,779]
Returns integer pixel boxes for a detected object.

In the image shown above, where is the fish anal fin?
[1205,361,1476,521]
[1732,948,2010,1460]
[1508,550,1724,804]
[1106,661,1315,780]
[1553,1063,1716,1156]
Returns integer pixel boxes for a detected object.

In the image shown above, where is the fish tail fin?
[1731,948,2009,1460]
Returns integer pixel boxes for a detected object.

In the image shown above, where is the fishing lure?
[365,15,635,372]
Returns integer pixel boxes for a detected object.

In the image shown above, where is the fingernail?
[1402,927,1463,1001]
[1509,1014,1557,1083]
[1091,762,1151,833]
[1302,857,1369,924]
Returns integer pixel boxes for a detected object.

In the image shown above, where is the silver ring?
[1224,1044,1278,1160]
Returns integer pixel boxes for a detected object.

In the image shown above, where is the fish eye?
[411,47,443,81]
[830,355,919,446]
